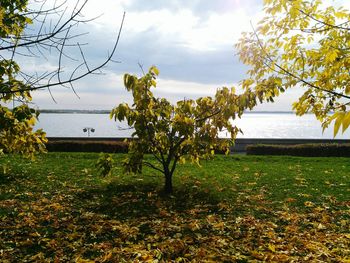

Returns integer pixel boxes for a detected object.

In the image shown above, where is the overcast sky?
[23,0,344,111]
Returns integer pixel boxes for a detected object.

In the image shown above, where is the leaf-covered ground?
[0,153,349,262]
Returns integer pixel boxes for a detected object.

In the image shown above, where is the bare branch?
[0,0,88,51]
[1,11,126,95]
[78,42,90,72]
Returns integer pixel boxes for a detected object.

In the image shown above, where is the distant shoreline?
[39,109,111,114]
[39,109,296,114]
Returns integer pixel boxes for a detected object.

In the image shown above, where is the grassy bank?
[0,153,349,261]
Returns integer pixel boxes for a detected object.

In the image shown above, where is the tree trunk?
[164,171,173,194]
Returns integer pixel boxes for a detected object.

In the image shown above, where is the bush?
[246,143,350,157]
[46,140,129,153]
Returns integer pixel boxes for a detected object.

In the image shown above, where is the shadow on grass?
[0,170,29,187]
[74,180,222,220]
[0,174,11,185]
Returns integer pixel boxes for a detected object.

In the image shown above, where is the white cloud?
[31,73,304,112]
[82,0,262,51]
[155,78,236,97]
[27,0,348,111]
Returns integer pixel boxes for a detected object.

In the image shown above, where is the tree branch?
[0,0,89,50]
[250,22,350,100]
[298,8,350,32]
[2,11,126,94]
[143,161,164,174]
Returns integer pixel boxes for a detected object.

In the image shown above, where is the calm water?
[34,112,349,139]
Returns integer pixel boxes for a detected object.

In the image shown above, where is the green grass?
[0,153,349,262]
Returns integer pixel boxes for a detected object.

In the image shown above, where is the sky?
[21,0,343,111]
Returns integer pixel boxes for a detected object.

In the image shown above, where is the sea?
[34,112,349,139]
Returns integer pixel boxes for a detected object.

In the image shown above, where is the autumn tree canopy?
[236,0,350,136]
[0,0,124,158]
[111,66,255,193]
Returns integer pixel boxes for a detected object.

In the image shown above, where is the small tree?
[111,66,253,194]
[235,0,350,136]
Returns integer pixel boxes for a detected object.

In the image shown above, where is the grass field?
[0,153,349,262]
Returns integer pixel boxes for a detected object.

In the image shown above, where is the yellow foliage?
[236,0,350,136]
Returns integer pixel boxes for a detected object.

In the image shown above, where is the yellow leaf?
[213,222,225,230]
[332,112,345,137]
[345,85,350,95]
[101,252,113,262]
[75,257,95,263]
[268,243,276,252]
[150,65,159,75]
[317,223,326,230]
[327,49,338,63]
[342,111,350,133]
[304,201,315,207]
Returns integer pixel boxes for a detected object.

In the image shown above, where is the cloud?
[114,33,248,84]
[83,0,263,51]
[122,0,262,17]
[24,0,302,111]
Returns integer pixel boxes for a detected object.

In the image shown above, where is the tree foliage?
[96,153,114,177]
[236,0,350,136]
[111,66,255,193]
[1,0,46,158]
[0,0,124,158]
